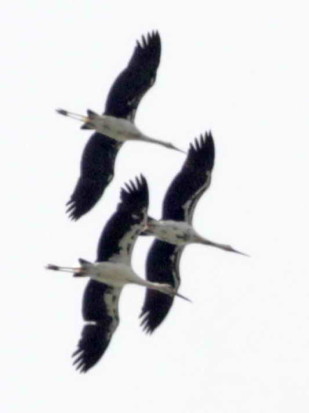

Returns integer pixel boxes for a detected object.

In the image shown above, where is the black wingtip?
[188,131,215,170]
[65,200,79,221]
[71,325,101,373]
[132,30,161,69]
[140,316,155,335]
[139,288,176,335]
[120,174,148,206]
[137,30,161,48]
[139,308,162,335]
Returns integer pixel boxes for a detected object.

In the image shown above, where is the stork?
[58,31,182,220]
[140,132,246,333]
[47,176,188,373]
[56,109,184,153]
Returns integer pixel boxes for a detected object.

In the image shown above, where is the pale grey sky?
[1,1,309,412]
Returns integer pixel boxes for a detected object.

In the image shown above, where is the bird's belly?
[97,118,141,142]
[111,130,140,142]
[92,273,126,288]
[90,262,136,287]
[155,229,187,245]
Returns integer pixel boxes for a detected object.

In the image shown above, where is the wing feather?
[163,132,215,223]
[141,133,215,333]
[105,31,161,121]
[96,175,148,264]
[72,281,122,373]
[73,176,148,371]
[140,242,183,333]
[66,134,121,220]
[66,32,161,220]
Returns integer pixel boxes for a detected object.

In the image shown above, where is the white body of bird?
[146,220,198,245]
[145,219,247,255]
[84,113,147,143]
[79,261,142,287]
[56,109,184,153]
[47,260,189,299]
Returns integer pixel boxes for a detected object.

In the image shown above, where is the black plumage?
[140,133,215,333]
[140,242,183,334]
[163,132,215,223]
[66,135,121,219]
[96,175,149,264]
[73,282,121,373]
[66,32,161,220]
[72,176,148,372]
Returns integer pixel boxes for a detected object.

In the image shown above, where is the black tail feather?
[87,109,98,119]
[81,123,94,130]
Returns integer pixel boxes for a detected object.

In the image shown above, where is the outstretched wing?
[163,132,215,224]
[66,134,121,220]
[140,133,215,333]
[66,32,161,220]
[72,280,122,373]
[73,176,148,371]
[105,31,161,121]
[97,175,148,265]
[140,242,184,333]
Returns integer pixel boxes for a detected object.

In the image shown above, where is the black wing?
[72,280,122,373]
[66,32,161,220]
[72,176,148,371]
[97,175,148,264]
[140,242,184,333]
[105,31,161,121]
[66,134,121,220]
[163,132,215,224]
[140,133,215,333]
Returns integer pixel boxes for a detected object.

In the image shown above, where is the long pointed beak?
[197,237,249,257]
[175,291,192,302]
[170,144,187,154]
[223,246,250,257]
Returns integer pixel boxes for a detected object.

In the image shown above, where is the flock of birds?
[47,31,245,373]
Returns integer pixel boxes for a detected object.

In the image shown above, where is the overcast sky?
[1,1,309,412]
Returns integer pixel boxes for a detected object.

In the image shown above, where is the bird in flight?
[56,108,184,153]
[47,176,188,372]
[58,31,182,220]
[140,132,247,334]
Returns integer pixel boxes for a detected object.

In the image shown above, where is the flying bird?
[47,176,188,373]
[140,132,246,334]
[58,31,176,220]
[57,109,184,153]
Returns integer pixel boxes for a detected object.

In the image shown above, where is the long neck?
[141,135,185,153]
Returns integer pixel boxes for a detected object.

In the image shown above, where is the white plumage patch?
[89,114,144,142]
[182,172,212,223]
[109,222,143,265]
[148,220,196,246]
[90,262,142,287]
[103,287,121,340]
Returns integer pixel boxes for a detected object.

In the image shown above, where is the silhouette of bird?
[140,132,246,333]
[61,32,162,220]
[47,176,188,372]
